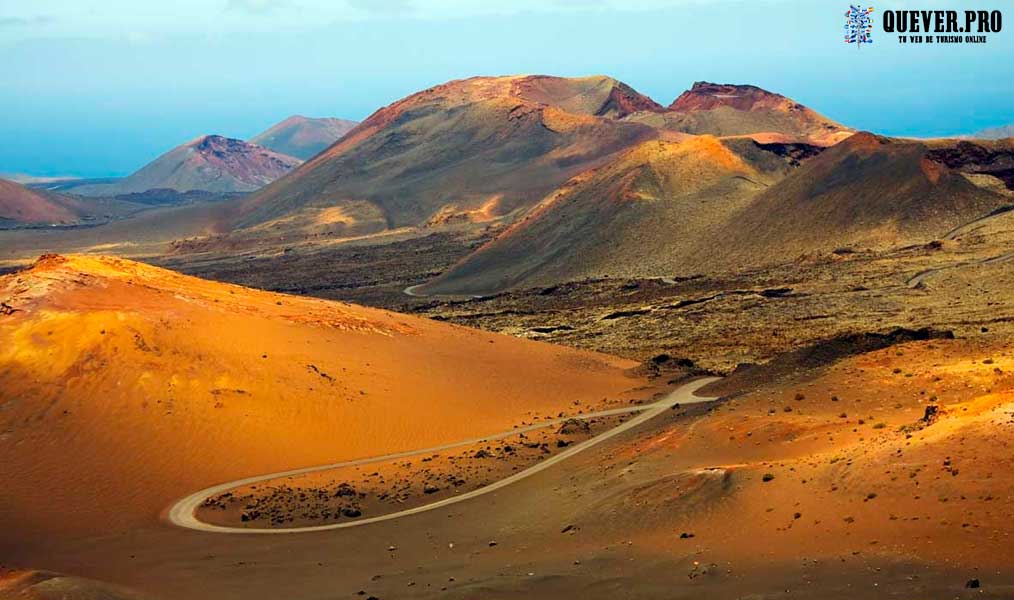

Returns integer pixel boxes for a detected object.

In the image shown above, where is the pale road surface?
[403,283,485,299]
[906,250,1014,288]
[167,376,721,534]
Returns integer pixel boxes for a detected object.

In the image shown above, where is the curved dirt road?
[906,250,1014,288]
[167,377,720,534]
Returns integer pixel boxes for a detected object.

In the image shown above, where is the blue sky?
[1,0,1012,177]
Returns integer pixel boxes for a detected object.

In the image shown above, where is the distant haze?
[2,0,1012,177]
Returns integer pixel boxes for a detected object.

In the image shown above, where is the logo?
[845,5,875,46]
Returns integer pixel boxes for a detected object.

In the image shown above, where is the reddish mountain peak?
[185,135,297,166]
[668,81,797,113]
[839,131,891,150]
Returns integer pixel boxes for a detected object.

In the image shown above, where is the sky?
[1,0,1012,177]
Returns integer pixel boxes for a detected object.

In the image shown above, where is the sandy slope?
[0,255,642,545]
[0,569,148,600]
[622,337,1014,571]
[7,336,1014,599]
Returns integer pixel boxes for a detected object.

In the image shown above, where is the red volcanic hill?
[668,81,801,112]
[229,75,664,236]
[251,115,359,160]
[73,135,301,197]
[0,178,107,226]
[0,178,79,225]
[628,81,852,146]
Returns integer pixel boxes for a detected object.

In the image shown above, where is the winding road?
[906,205,1014,288]
[167,377,720,534]
[906,250,1014,288]
[402,284,428,297]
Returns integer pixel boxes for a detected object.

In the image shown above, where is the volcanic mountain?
[250,115,359,160]
[0,178,82,225]
[420,136,815,294]
[229,75,664,236]
[423,133,1009,294]
[0,178,140,227]
[629,81,852,146]
[0,76,858,261]
[219,77,857,243]
[72,135,301,197]
[0,254,640,542]
[700,133,1011,267]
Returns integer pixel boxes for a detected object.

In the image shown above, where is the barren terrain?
[3,74,1014,600]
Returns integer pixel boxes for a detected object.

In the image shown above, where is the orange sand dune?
[0,255,642,543]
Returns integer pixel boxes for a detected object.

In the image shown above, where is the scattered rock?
[600,308,651,321]
[334,483,358,497]
[529,325,574,334]
[557,418,591,435]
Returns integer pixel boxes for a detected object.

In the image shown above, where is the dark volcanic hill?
[230,75,664,236]
[693,133,1010,268]
[73,136,301,197]
[423,133,1010,294]
[628,82,852,146]
[250,115,359,160]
